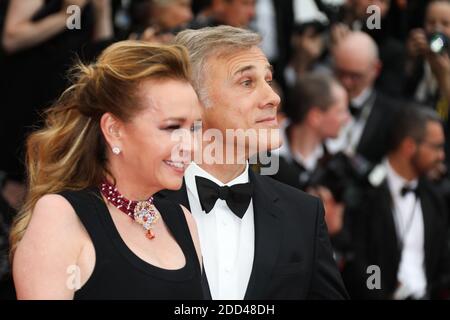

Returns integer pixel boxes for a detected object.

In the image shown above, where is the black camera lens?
[429,32,449,54]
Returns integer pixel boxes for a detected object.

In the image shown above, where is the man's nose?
[261,84,281,109]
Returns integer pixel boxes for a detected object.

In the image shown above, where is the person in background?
[189,0,255,29]
[269,73,350,259]
[404,0,450,164]
[344,106,450,299]
[329,31,400,165]
[1,0,114,198]
[130,0,193,43]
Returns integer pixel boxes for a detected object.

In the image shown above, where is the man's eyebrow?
[232,64,274,77]
[233,65,256,76]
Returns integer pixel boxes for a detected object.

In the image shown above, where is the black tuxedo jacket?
[343,179,450,299]
[157,169,348,300]
[356,92,401,164]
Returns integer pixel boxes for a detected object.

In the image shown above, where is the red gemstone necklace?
[100,180,159,239]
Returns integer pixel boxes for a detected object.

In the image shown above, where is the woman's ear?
[100,113,123,153]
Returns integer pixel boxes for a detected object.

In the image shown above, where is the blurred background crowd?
[1,0,450,300]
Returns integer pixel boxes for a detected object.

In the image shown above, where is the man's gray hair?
[173,25,262,107]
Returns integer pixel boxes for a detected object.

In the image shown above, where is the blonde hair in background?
[9,40,191,259]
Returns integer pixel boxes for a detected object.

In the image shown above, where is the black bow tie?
[195,176,253,219]
[400,185,418,197]
[349,103,362,119]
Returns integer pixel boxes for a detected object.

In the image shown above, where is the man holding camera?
[270,73,350,237]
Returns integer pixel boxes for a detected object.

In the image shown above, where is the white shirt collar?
[292,144,324,172]
[351,87,373,108]
[385,159,418,197]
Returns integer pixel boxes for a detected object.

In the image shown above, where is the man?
[343,106,450,299]
[157,25,348,300]
[189,0,256,29]
[316,0,406,97]
[272,73,349,192]
[329,31,400,164]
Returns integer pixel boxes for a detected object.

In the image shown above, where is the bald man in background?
[327,31,402,164]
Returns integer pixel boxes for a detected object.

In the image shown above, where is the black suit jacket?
[157,169,348,300]
[356,92,401,164]
[343,179,450,299]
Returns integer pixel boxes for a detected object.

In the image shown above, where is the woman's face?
[115,79,202,192]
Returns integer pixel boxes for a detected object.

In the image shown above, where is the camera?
[308,152,374,203]
[428,32,449,55]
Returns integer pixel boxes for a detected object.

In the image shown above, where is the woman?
[2,0,113,181]
[10,40,203,299]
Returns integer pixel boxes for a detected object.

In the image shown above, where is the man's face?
[425,1,450,39]
[333,48,379,99]
[155,0,193,31]
[201,46,281,155]
[412,121,446,176]
[318,84,350,139]
[221,0,256,28]
[352,0,390,20]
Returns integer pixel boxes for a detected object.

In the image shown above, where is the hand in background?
[308,186,344,236]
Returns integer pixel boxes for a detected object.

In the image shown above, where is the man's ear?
[308,107,323,127]
[402,137,418,157]
[374,59,383,78]
[100,113,122,151]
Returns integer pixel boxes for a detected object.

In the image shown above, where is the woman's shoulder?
[13,193,92,299]
[23,193,89,246]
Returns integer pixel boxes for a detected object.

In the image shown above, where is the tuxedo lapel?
[378,181,402,268]
[417,182,435,281]
[244,170,283,299]
[357,93,379,156]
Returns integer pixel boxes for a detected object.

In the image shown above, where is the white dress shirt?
[184,162,255,300]
[385,160,427,299]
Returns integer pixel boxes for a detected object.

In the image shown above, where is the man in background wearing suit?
[157,25,348,300]
[344,106,450,299]
[329,31,400,164]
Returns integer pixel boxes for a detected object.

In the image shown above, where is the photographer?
[269,73,352,239]
[405,0,450,147]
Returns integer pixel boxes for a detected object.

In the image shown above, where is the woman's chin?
[162,178,184,191]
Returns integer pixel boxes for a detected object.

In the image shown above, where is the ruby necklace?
[100,180,159,239]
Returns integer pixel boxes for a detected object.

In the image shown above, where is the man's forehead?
[209,47,270,72]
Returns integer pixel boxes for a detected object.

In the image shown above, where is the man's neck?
[198,162,247,184]
[387,154,418,182]
[289,123,322,160]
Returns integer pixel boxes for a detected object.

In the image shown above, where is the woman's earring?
[112,146,121,155]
